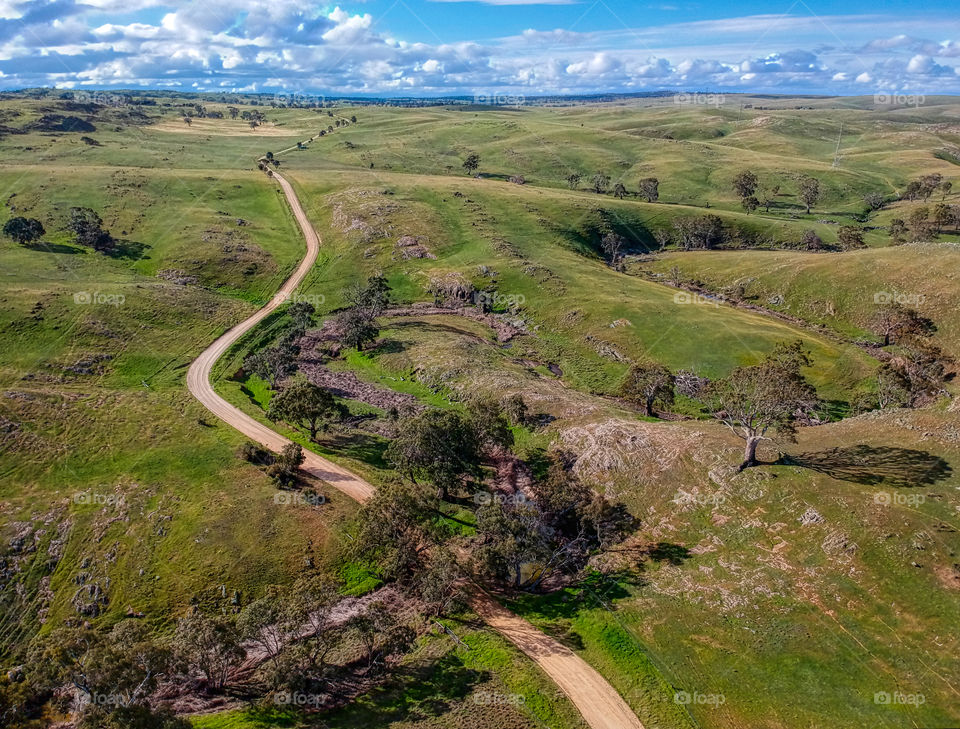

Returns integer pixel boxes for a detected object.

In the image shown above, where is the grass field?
[1,91,959,728]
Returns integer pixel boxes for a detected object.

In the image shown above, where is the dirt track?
[186,168,644,729]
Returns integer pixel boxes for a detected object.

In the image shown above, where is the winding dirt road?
[186,168,644,729]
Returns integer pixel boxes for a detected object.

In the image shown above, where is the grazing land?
[1,91,959,729]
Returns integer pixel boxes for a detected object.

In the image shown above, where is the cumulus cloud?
[0,4,956,94]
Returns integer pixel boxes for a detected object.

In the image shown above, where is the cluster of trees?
[889,204,960,244]
[356,404,634,593]
[732,170,819,214]
[565,172,660,204]
[2,575,415,728]
[5,208,121,254]
[619,342,819,469]
[866,303,946,409]
[901,173,951,202]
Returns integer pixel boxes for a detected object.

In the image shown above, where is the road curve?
[186,169,375,502]
[186,168,644,729]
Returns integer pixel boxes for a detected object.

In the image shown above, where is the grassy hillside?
[1,92,959,729]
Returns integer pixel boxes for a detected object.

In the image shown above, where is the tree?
[566,172,582,189]
[907,207,932,241]
[227,106,239,119]
[268,379,345,440]
[244,339,298,387]
[173,612,244,690]
[68,207,114,253]
[613,182,627,199]
[836,225,866,250]
[288,300,315,330]
[350,115,357,123]
[638,177,659,203]
[591,172,610,194]
[800,229,823,250]
[414,549,465,617]
[653,227,671,251]
[267,442,304,487]
[600,232,625,267]
[334,307,379,351]
[798,176,821,214]
[673,214,725,250]
[732,170,759,200]
[620,362,675,416]
[345,274,391,319]
[702,341,818,469]
[869,303,935,346]
[465,397,514,454]
[3,216,45,245]
[385,409,481,500]
[238,593,287,670]
[741,196,759,214]
[889,218,907,245]
[863,192,885,211]
[352,481,442,580]
[183,116,192,126]
[933,203,951,235]
[462,152,480,175]
[760,184,780,212]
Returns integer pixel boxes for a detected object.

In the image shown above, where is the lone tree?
[462,152,480,175]
[798,176,821,215]
[759,184,780,212]
[870,303,935,346]
[385,409,481,500]
[702,341,818,470]
[638,177,659,202]
[836,225,866,250]
[601,232,626,267]
[732,170,759,200]
[244,339,298,387]
[566,172,582,189]
[68,207,115,253]
[592,172,610,194]
[335,307,379,351]
[268,379,345,440]
[613,182,628,199]
[3,216,45,245]
[620,361,675,416]
[268,442,305,486]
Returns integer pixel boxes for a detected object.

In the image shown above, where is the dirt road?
[186,168,644,729]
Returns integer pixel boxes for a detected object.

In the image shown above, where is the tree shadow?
[367,338,407,355]
[24,240,83,254]
[779,445,952,487]
[319,653,487,726]
[644,542,692,566]
[316,430,389,469]
[106,239,151,260]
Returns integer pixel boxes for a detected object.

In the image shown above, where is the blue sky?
[0,0,958,95]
